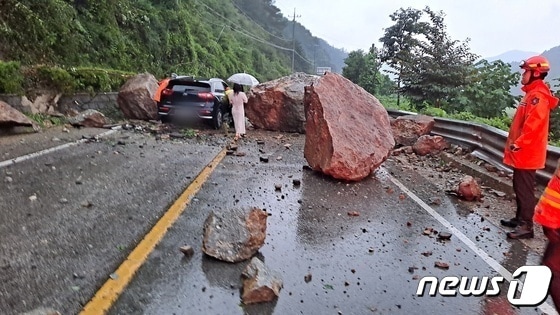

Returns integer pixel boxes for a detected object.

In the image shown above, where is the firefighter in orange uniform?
[501,56,559,239]
[533,158,560,311]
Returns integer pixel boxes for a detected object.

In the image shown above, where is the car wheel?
[212,103,223,130]
[160,115,171,124]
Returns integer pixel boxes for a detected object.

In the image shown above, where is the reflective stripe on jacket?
[503,80,559,169]
[534,175,560,229]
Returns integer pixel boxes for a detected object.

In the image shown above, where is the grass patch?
[181,128,198,138]
[25,113,67,127]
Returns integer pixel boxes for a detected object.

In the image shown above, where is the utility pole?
[289,8,300,73]
[216,25,226,42]
[313,43,318,75]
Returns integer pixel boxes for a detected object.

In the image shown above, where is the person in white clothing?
[229,83,248,141]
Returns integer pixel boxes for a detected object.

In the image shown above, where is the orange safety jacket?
[153,78,171,103]
[534,175,560,229]
[503,80,559,169]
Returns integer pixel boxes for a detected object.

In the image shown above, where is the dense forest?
[0,0,346,85]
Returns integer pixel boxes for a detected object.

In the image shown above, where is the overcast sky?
[273,0,560,59]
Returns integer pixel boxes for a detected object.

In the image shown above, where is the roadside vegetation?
[343,6,560,145]
[0,61,134,95]
[24,113,67,128]
[0,0,295,86]
[181,128,198,139]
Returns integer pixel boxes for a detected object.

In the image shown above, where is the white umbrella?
[227,73,259,86]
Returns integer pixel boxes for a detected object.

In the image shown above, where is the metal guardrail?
[386,108,560,186]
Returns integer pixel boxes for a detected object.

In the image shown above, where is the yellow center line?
[80,148,227,315]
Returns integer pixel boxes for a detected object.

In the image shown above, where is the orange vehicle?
[153,77,171,103]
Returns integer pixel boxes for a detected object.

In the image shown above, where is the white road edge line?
[0,130,118,169]
[389,175,558,315]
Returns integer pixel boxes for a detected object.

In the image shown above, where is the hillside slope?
[0,0,346,80]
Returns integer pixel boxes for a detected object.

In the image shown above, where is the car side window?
[214,82,225,93]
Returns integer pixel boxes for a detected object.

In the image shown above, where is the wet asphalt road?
[0,126,225,314]
[0,126,557,315]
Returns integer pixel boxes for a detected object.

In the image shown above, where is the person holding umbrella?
[229,83,248,141]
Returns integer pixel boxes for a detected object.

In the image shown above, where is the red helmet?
[519,56,550,72]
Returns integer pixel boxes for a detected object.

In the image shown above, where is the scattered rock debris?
[437,232,452,240]
[241,257,283,304]
[434,261,450,270]
[202,207,268,263]
[179,245,194,256]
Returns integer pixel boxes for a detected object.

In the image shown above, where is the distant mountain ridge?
[484,50,539,63]
[542,46,560,86]
[484,47,560,95]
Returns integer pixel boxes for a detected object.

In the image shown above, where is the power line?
[230,1,289,43]
[193,0,312,69]
[204,19,293,52]
[294,50,313,66]
[194,0,286,48]
[228,23,313,65]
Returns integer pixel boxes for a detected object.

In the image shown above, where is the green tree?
[342,50,366,83]
[342,45,394,97]
[404,7,478,109]
[379,7,426,106]
[452,59,520,118]
[0,0,87,65]
[549,79,560,142]
[359,44,382,95]
[377,73,397,96]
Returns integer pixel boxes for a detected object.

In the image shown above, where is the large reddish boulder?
[0,101,37,129]
[245,72,319,133]
[391,114,435,146]
[117,72,159,120]
[303,72,394,181]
